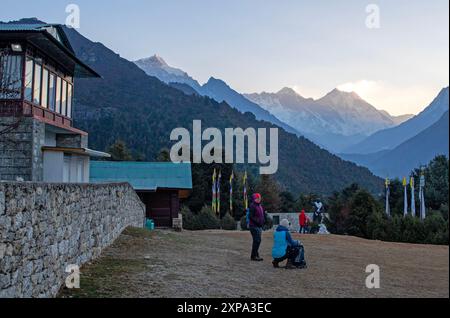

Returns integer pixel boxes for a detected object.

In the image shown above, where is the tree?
[280,191,296,212]
[106,140,133,161]
[346,189,383,238]
[157,148,171,162]
[255,174,281,213]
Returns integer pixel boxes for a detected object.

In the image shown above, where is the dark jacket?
[249,201,265,228]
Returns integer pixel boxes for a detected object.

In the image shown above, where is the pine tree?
[255,174,281,213]
[106,140,133,161]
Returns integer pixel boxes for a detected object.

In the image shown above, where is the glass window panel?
[41,68,49,108]
[67,84,73,118]
[55,77,61,113]
[0,54,23,99]
[48,73,56,111]
[33,63,42,104]
[24,57,33,101]
[61,80,67,116]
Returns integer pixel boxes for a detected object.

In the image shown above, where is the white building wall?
[44,152,90,183]
[43,151,64,182]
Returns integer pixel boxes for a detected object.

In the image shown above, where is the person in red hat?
[249,193,266,261]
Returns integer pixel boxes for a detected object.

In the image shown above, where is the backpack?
[293,245,307,268]
[245,208,250,227]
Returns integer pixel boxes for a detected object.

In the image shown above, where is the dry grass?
[59,228,449,298]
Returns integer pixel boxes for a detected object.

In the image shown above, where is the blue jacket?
[272,225,300,259]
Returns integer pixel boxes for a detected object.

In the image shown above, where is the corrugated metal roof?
[0,24,52,31]
[90,161,193,191]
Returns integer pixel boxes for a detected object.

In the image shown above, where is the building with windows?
[90,162,193,228]
[0,23,109,182]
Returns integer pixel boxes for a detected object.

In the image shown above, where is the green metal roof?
[0,24,53,31]
[90,161,193,191]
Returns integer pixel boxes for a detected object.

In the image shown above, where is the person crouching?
[272,219,307,269]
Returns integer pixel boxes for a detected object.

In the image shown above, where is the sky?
[1,0,448,115]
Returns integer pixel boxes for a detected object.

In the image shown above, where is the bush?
[181,205,221,231]
[181,206,202,231]
[309,221,320,234]
[221,213,237,230]
[197,205,221,230]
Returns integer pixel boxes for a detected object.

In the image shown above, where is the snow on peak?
[277,87,298,96]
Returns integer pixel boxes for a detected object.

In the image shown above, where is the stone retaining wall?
[0,182,145,298]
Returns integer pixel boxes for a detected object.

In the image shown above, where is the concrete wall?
[0,182,145,298]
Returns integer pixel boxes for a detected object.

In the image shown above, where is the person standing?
[299,209,307,234]
[249,193,265,261]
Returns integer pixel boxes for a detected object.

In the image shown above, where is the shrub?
[197,205,221,230]
[309,221,320,234]
[221,213,237,230]
[181,206,202,231]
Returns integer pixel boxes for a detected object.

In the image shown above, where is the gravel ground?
[59,227,449,298]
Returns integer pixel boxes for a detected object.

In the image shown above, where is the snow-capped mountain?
[134,55,203,92]
[134,56,301,136]
[134,54,415,153]
[200,77,301,135]
[245,88,398,137]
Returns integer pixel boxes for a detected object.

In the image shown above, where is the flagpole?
[229,171,234,217]
[243,171,248,210]
[212,169,217,214]
[419,169,426,220]
[410,176,416,217]
[403,177,408,217]
[385,178,390,217]
[217,170,221,217]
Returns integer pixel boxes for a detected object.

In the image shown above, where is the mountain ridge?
[52,25,384,195]
[341,111,449,177]
[344,87,449,154]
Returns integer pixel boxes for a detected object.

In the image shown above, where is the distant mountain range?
[340,87,449,177]
[135,56,300,136]
[341,111,449,177]
[134,55,414,153]
[344,87,449,154]
[245,88,413,152]
[33,23,381,195]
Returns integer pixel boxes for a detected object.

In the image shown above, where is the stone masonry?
[0,117,45,182]
[0,182,145,298]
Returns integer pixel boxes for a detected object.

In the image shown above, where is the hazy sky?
[1,0,448,115]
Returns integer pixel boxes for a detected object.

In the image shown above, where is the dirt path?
[60,228,449,298]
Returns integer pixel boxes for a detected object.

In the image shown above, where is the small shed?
[90,161,192,227]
